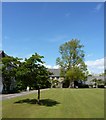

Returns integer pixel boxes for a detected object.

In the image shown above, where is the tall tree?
[56,39,88,87]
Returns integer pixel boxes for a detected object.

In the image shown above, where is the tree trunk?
[6,83,11,93]
[69,81,72,88]
[69,81,74,88]
[38,88,40,103]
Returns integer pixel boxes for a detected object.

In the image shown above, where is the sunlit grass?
[2,88,104,118]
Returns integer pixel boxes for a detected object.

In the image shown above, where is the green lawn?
[2,88,104,118]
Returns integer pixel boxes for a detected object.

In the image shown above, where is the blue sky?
[2,2,104,74]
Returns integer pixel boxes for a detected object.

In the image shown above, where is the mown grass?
[2,88,104,118]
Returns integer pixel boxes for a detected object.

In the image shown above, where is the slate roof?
[86,75,105,84]
[48,69,60,77]
[87,75,105,81]
[49,68,105,84]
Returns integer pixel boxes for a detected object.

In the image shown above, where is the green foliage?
[51,79,59,88]
[66,67,87,81]
[2,56,21,93]
[56,39,88,87]
[17,53,51,90]
[1,52,51,94]
[56,39,85,69]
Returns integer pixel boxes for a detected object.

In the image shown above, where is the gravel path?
[0,88,49,101]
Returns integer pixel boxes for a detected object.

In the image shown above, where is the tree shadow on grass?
[14,99,60,107]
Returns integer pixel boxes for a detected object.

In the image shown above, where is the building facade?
[48,68,105,88]
[48,69,64,88]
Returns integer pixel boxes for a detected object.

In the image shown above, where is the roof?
[86,75,105,84]
[87,75,105,81]
[0,50,8,58]
[48,69,60,77]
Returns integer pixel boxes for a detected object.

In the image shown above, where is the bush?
[63,80,70,88]
[98,85,104,88]
[2,88,19,94]
[78,84,89,88]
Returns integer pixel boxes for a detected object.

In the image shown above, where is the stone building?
[48,69,64,88]
[86,75,105,86]
[49,68,105,88]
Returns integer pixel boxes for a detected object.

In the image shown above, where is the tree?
[56,39,88,87]
[2,56,21,93]
[17,53,51,103]
[66,66,87,87]
[35,65,51,103]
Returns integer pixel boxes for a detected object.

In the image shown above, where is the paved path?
[0,89,49,101]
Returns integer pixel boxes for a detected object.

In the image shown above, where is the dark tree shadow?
[14,98,60,107]
[39,99,60,106]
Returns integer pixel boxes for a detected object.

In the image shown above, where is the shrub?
[78,84,89,88]
[98,85,104,88]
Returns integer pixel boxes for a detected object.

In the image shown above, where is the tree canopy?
[2,56,21,93]
[2,52,51,102]
[56,39,88,87]
[16,53,51,102]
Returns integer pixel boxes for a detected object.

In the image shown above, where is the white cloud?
[19,54,105,75]
[52,65,60,69]
[44,64,52,69]
[94,3,103,11]
[44,57,106,74]
[43,64,59,69]
[19,59,25,62]
[85,57,105,74]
